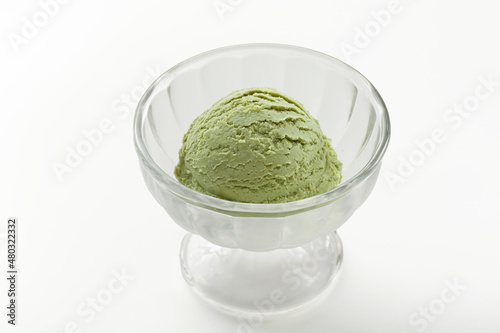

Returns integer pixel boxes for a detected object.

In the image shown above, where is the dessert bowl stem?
[179,230,343,315]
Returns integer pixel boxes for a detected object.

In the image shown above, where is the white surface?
[1,0,499,332]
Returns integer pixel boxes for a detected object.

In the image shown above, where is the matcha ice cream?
[174,87,342,203]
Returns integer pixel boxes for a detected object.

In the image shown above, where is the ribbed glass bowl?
[134,43,390,315]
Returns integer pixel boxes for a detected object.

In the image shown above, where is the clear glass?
[134,44,390,315]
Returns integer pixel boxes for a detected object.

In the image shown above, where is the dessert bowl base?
[179,231,343,316]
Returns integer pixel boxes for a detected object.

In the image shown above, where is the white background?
[1,0,500,332]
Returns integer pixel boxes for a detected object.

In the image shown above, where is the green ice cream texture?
[174,87,342,203]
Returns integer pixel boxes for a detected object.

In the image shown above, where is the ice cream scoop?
[174,87,342,203]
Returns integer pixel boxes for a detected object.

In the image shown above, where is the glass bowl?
[134,43,390,315]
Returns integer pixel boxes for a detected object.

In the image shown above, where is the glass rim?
[133,43,391,214]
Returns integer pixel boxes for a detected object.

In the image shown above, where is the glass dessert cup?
[134,44,390,316]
